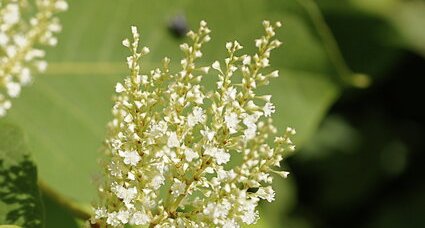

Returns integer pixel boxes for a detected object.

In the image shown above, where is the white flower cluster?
[92,20,296,228]
[0,0,67,117]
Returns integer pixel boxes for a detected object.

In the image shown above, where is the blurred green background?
[1,0,424,227]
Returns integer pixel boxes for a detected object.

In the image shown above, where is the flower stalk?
[0,0,67,117]
[92,20,295,228]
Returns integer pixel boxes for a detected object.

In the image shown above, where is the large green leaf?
[42,194,78,228]
[319,0,425,58]
[5,0,342,208]
[0,122,43,227]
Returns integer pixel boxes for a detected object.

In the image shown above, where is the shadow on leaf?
[0,122,43,228]
[0,157,42,227]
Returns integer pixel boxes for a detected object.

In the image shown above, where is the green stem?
[38,180,92,221]
[297,0,370,88]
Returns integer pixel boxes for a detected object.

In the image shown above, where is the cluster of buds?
[92,20,296,227]
[0,0,67,117]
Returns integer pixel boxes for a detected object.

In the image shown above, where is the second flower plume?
[92,20,296,227]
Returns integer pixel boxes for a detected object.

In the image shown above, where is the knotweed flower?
[92,20,296,227]
[0,0,67,117]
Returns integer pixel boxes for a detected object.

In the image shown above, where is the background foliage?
[0,0,424,227]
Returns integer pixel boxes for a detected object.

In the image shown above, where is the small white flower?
[266,26,275,36]
[20,68,32,85]
[114,186,137,205]
[263,102,275,117]
[244,128,256,141]
[124,113,133,123]
[117,210,130,223]
[55,0,69,11]
[180,43,189,52]
[193,106,206,121]
[151,175,165,190]
[0,32,9,46]
[246,100,259,110]
[255,39,262,48]
[111,139,122,150]
[122,39,130,47]
[108,162,122,177]
[48,23,62,32]
[212,61,221,70]
[6,46,17,57]
[48,37,58,46]
[233,40,242,50]
[201,128,215,141]
[276,21,282,27]
[286,127,296,135]
[141,46,150,54]
[119,150,141,166]
[203,34,211,42]
[256,186,275,202]
[243,113,260,128]
[2,100,12,110]
[240,198,259,225]
[6,82,21,98]
[195,50,202,58]
[13,35,27,47]
[274,171,290,178]
[226,42,233,51]
[200,66,210,74]
[223,219,239,228]
[149,121,168,137]
[270,70,279,78]
[106,212,120,226]
[205,147,230,165]
[260,58,269,67]
[224,87,237,102]
[229,65,237,72]
[131,26,138,37]
[243,55,251,65]
[187,107,205,127]
[126,56,134,68]
[167,131,180,148]
[127,172,135,180]
[115,82,125,93]
[203,201,231,222]
[224,112,239,134]
[36,61,48,72]
[171,178,186,196]
[94,207,107,219]
[3,4,20,26]
[184,148,199,162]
[241,209,258,225]
[25,49,45,60]
[130,211,150,225]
